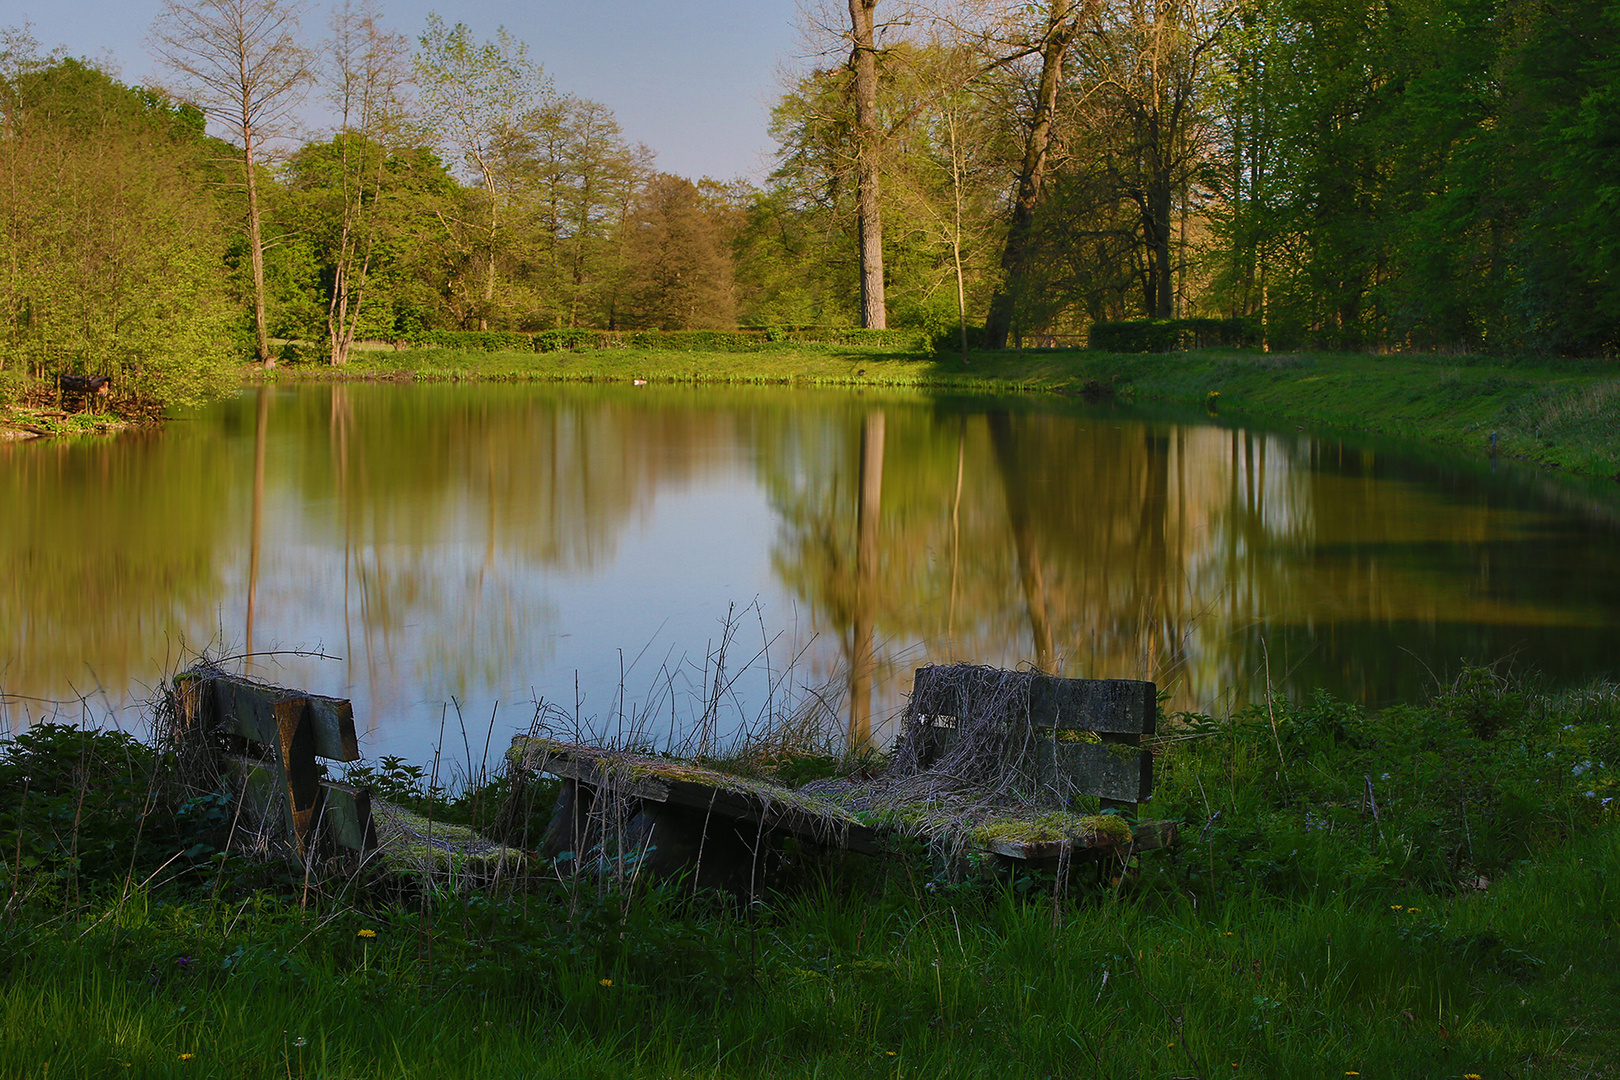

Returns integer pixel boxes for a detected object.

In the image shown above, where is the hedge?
[402,326,937,353]
[1088,318,1258,353]
[408,330,537,352]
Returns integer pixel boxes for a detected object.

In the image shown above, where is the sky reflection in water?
[3,381,1617,765]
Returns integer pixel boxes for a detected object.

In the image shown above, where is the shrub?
[931,326,987,355]
[408,330,536,352]
[533,328,598,352]
[1088,317,1259,352]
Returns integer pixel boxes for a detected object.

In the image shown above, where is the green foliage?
[0,58,235,407]
[1155,676,1619,899]
[1088,318,1258,353]
[408,329,536,352]
[0,724,229,896]
[533,328,596,352]
[2,676,1620,1074]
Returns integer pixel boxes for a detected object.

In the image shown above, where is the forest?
[1,0,1618,406]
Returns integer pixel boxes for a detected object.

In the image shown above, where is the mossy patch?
[970,811,1133,847]
[371,799,525,879]
[511,738,867,827]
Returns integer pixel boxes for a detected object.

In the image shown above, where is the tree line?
[1,0,1615,407]
[793,0,1620,356]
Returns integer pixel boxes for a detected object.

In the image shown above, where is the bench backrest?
[908,665,1158,814]
[175,670,376,855]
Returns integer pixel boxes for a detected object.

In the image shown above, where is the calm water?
[4,382,1618,764]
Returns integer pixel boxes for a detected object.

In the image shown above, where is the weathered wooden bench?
[508,737,877,891]
[173,669,377,858]
[509,667,1176,888]
[904,665,1177,862]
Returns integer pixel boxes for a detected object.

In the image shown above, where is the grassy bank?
[4,673,1619,1077]
[254,343,1620,482]
[6,344,1615,481]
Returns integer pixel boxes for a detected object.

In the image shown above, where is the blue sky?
[12,0,811,181]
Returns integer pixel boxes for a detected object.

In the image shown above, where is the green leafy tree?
[0,55,235,406]
[413,14,551,330]
[617,174,738,330]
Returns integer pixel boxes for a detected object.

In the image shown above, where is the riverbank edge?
[6,345,1614,482]
[247,344,1620,482]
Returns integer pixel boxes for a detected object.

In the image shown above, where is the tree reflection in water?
[3,383,1617,759]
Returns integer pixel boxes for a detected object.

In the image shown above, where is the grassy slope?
[264,344,1620,481]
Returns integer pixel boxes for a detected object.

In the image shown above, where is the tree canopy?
[3,0,1617,412]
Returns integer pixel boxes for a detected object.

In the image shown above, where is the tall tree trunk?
[848,0,886,329]
[244,129,274,367]
[1145,174,1175,318]
[985,0,1082,350]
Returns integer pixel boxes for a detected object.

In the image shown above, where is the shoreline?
[251,344,1620,482]
[7,345,1617,483]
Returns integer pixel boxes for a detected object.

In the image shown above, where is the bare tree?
[150,0,312,368]
[1083,0,1226,319]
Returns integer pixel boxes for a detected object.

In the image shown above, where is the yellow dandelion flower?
[180,1054,195,1061]
[1344,1073,1359,1077]
[1464,1075,1482,1079]
[599,978,613,987]
[886,1051,897,1057]
[1391,904,1403,911]
[1407,907,1421,914]
[356,928,377,938]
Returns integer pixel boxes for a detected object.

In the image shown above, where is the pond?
[4,381,1618,765]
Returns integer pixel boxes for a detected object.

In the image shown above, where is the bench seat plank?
[510,737,880,854]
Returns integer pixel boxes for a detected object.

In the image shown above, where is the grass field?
[4,674,1618,1077]
[259,343,1620,482]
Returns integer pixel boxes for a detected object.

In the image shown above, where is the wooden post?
[272,697,324,857]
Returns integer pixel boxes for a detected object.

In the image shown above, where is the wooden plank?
[223,755,285,830]
[983,819,1177,861]
[221,757,376,853]
[910,667,1156,736]
[316,783,377,852]
[659,779,880,853]
[207,675,359,762]
[1129,820,1177,851]
[1031,678,1156,736]
[1027,741,1152,804]
[513,739,878,854]
[524,754,675,803]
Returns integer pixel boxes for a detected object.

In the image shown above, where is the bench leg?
[541,780,598,858]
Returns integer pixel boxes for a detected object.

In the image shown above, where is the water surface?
[4,382,1617,763]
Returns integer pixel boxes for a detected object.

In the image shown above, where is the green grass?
[258,343,1620,481]
[4,673,1618,1076]
[2,834,1615,1077]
